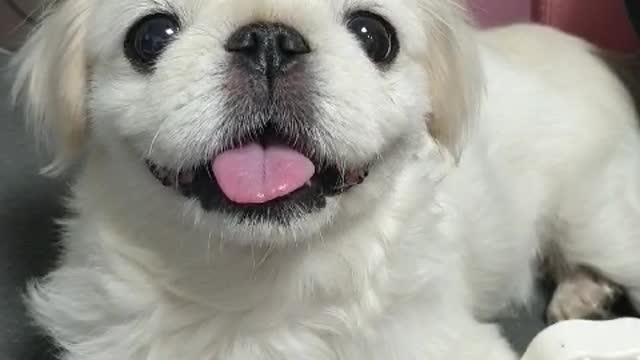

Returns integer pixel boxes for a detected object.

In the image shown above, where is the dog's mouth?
[145,131,369,222]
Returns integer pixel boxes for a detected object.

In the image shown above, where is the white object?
[521,318,640,360]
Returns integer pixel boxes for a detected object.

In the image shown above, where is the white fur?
[11,0,640,358]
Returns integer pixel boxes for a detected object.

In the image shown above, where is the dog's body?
[12,0,640,359]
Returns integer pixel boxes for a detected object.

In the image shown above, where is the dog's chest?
[45,273,426,360]
[76,302,412,360]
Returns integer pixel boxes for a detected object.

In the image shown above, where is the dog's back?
[471,23,640,319]
[484,23,640,117]
[480,24,638,111]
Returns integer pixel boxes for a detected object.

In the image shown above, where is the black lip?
[196,162,338,223]
[146,97,367,223]
[146,155,368,224]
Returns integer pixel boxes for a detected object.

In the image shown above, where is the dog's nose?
[225,23,310,78]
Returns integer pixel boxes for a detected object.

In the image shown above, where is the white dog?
[11,0,640,359]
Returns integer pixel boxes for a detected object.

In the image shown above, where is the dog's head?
[13,0,481,245]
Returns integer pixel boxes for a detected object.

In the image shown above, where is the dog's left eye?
[125,13,180,72]
[346,11,398,65]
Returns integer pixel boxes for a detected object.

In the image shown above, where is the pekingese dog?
[11,0,640,359]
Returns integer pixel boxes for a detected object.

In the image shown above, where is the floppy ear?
[11,0,91,175]
[419,0,484,160]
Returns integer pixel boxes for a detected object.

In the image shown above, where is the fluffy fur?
[11,0,640,359]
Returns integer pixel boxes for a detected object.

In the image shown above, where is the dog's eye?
[125,13,180,72]
[346,11,398,65]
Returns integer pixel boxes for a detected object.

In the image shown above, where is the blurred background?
[1,0,40,51]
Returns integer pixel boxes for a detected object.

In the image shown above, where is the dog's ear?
[11,0,91,175]
[419,0,484,160]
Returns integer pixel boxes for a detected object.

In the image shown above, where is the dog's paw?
[546,268,622,324]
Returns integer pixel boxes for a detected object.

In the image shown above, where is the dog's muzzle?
[145,22,370,223]
[225,22,311,86]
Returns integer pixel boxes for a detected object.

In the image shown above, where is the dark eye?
[346,11,398,65]
[125,13,180,72]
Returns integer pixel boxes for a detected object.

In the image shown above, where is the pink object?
[212,143,315,204]
[469,0,639,52]
[532,0,639,52]
[470,0,532,28]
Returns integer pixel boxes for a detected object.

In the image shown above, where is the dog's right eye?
[346,11,398,66]
[124,13,180,72]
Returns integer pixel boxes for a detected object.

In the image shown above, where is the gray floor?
[0,51,68,360]
[0,51,547,359]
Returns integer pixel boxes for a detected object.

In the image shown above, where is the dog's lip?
[144,127,371,216]
[145,158,369,205]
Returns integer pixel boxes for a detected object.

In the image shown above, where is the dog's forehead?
[94,0,423,28]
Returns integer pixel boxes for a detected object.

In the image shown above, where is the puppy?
[11,0,640,359]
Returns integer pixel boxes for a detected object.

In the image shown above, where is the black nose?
[225,23,310,78]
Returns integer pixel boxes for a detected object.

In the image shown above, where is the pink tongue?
[212,143,315,204]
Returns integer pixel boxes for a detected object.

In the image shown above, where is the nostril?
[225,22,310,77]
[225,23,310,56]
[225,30,258,53]
[278,32,310,55]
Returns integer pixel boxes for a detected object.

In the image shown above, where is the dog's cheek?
[385,60,433,136]
[87,39,231,167]
[306,51,409,162]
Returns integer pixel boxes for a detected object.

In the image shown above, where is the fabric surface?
[469,0,640,51]
[470,0,532,28]
[531,0,639,51]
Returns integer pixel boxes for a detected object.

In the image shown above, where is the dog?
[11,0,640,359]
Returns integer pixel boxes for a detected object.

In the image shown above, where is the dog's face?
[13,0,480,245]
